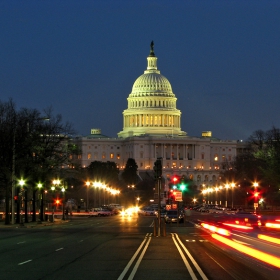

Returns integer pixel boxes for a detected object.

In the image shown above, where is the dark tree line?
[0,99,79,224]
[221,126,280,207]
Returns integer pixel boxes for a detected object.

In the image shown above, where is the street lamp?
[253,182,259,213]
[231,183,235,208]
[61,186,66,220]
[51,185,55,221]
[214,186,219,205]
[18,179,25,225]
[225,184,230,208]
[53,179,65,220]
[193,198,197,206]
[37,183,44,222]
[85,181,90,211]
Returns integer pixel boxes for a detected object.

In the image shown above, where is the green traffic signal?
[179,183,186,191]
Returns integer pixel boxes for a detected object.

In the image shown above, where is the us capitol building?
[74,43,244,188]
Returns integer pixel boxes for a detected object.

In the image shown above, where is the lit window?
[117,154,120,159]
[110,153,114,159]
[69,154,73,160]
[102,153,106,159]
[87,153,91,160]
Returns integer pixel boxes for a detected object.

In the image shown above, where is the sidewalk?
[0,218,69,229]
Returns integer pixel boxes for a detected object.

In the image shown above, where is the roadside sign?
[166,204,171,210]
[172,204,177,210]
[254,203,258,208]
[175,191,182,201]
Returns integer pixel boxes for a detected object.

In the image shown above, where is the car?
[89,208,112,217]
[138,207,155,216]
[164,210,184,223]
[222,211,262,228]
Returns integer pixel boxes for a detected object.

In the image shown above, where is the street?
[1,212,280,280]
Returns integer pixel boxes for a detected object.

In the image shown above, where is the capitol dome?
[131,73,174,97]
[118,42,186,138]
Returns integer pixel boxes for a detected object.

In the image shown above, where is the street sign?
[175,191,182,201]
[172,204,177,209]
[166,204,171,210]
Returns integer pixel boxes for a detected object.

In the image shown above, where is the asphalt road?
[0,213,279,280]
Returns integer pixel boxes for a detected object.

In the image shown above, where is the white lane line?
[171,233,198,280]
[117,235,149,280]
[78,240,84,243]
[174,233,208,280]
[18,260,32,265]
[17,241,26,244]
[55,248,64,251]
[128,237,151,280]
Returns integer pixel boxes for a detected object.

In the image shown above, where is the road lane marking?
[173,233,209,280]
[128,236,152,280]
[55,248,64,251]
[17,241,26,244]
[117,234,151,280]
[172,233,198,280]
[18,260,32,265]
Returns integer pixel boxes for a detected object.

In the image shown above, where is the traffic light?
[179,182,186,191]
[13,195,18,201]
[171,175,179,189]
[254,192,259,199]
[153,158,162,180]
[55,199,61,206]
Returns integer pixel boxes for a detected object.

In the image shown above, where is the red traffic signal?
[13,195,18,201]
[172,176,179,183]
[55,199,61,206]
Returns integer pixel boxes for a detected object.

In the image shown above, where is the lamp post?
[51,186,55,221]
[61,186,66,220]
[231,183,235,208]
[193,198,197,207]
[37,183,44,222]
[136,197,140,208]
[53,179,65,220]
[215,187,219,205]
[225,184,229,208]
[19,179,25,225]
[85,181,90,211]
[253,182,259,213]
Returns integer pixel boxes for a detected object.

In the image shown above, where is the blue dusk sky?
[0,0,279,140]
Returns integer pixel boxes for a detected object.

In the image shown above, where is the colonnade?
[124,114,180,127]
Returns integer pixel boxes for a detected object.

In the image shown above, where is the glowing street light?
[85,181,90,211]
[231,183,235,208]
[225,184,230,208]
[37,183,44,222]
[18,179,25,225]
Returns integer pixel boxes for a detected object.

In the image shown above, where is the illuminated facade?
[74,44,242,187]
